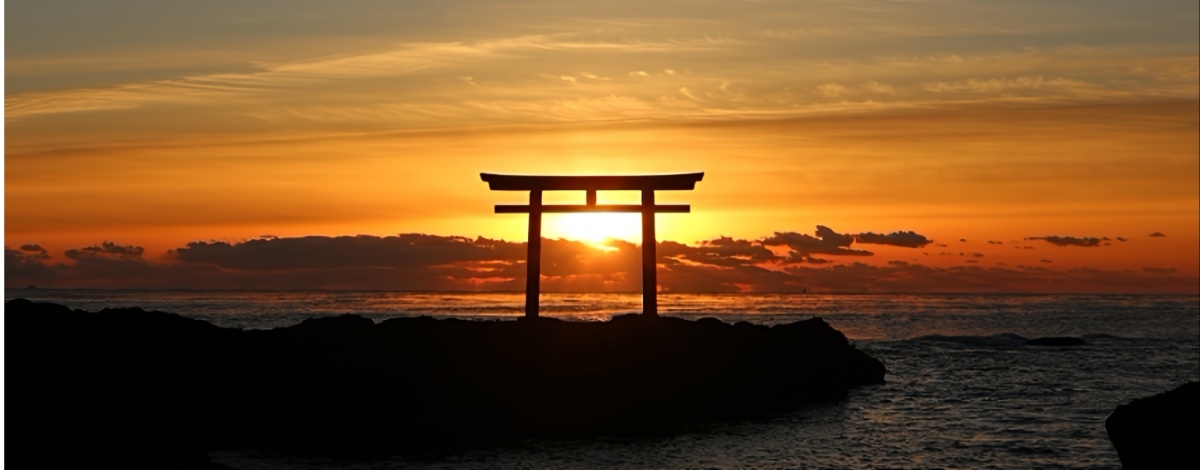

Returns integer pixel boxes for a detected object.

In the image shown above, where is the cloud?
[167,234,644,291]
[5,0,1197,154]
[863,81,894,94]
[16,244,50,260]
[854,230,933,248]
[64,242,145,260]
[1026,235,1105,247]
[923,76,1093,95]
[1115,237,1128,242]
[660,236,777,268]
[173,234,519,271]
[7,230,1197,294]
[5,247,59,284]
[1149,232,1166,237]
[7,33,731,121]
[678,87,702,101]
[817,83,849,97]
[5,226,937,291]
[762,226,872,257]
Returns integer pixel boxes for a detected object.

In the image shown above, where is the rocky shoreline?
[1106,381,1199,469]
[5,298,885,468]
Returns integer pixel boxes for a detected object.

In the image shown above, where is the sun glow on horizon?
[545,213,643,246]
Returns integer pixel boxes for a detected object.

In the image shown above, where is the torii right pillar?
[640,189,658,315]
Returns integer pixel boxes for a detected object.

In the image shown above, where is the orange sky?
[5,1,1198,292]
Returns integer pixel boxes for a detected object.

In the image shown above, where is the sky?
[4,0,1199,293]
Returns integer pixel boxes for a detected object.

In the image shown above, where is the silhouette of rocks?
[1106,381,1199,469]
[5,298,885,466]
[1026,336,1086,346]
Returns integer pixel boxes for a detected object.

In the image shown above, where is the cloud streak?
[855,230,933,248]
[64,242,145,260]
[7,14,1196,140]
[1026,236,1105,247]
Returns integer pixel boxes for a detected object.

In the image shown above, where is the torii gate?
[481,173,704,318]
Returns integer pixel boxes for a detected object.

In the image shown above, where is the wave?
[865,332,1179,350]
[1081,333,1127,340]
[907,332,1030,347]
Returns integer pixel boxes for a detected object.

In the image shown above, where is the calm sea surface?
[6,290,1198,469]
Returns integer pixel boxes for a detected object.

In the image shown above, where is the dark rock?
[5,299,886,463]
[1026,336,1087,346]
[288,313,375,333]
[1106,381,1200,469]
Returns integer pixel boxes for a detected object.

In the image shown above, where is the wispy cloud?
[1027,236,1107,247]
[8,31,1196,136]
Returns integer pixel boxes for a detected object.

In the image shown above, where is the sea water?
[5,290,1198,469]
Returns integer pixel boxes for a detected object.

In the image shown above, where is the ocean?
[5,289,1198,469]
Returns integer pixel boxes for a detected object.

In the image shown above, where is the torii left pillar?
[481,173,704,318]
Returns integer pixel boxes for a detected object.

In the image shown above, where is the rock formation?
[5,298,885,468]
[1106,381,1199,469]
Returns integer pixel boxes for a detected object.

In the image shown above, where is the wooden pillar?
[526,190,542,318]
[641,190,658,316]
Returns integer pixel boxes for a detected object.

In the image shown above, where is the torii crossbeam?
[482,172,704,318]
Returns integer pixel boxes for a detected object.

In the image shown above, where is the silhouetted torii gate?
[482,173,704,318]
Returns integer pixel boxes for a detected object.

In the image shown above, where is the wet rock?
[1106,381,1200,469]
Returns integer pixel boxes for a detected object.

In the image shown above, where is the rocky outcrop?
[5,298,885,467]
[1106,381,1200,469]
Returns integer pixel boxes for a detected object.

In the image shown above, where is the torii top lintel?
[480,173,704,191]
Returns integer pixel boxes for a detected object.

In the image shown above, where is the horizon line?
[6,288,1197,297]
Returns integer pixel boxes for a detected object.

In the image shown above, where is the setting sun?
[545,213,643,246]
